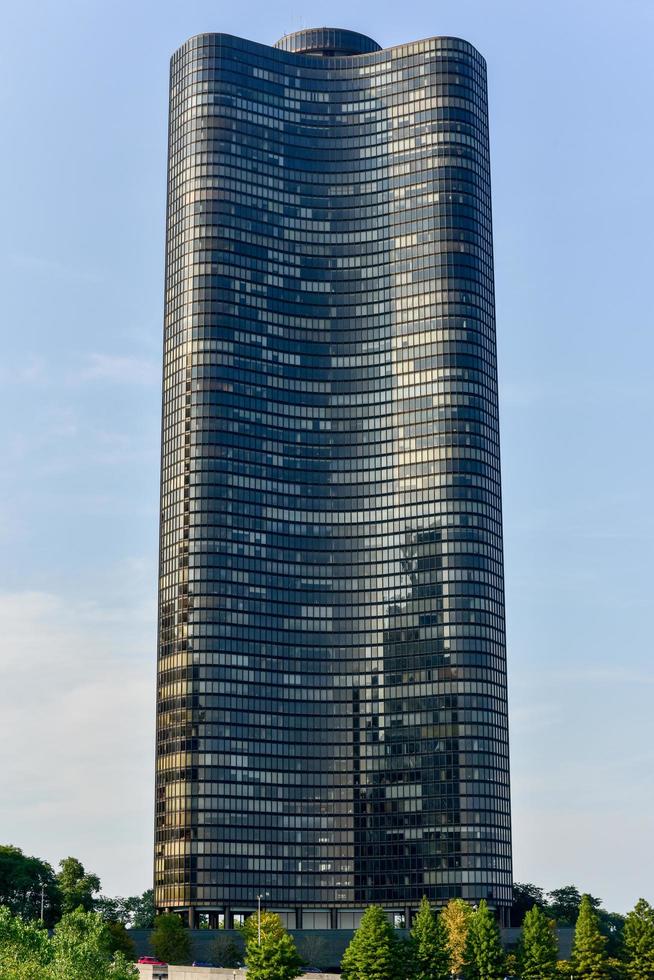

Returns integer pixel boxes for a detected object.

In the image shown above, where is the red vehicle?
[137,957,168,965]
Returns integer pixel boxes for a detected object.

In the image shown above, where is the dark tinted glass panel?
[156,29,512,921]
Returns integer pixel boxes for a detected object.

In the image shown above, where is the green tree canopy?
[624,899,654,980]
[244,911,303,980]
[512,883,548,927]
[50,907,134,980]
[341,905,400,980]
[0,905,51,980]
[410,896,450,980]
[442,898,474,976]
[96,889,155,929]
[240,909,286,946]
[57,857,101,914]
[105,922,136,961]
[150,913,191,965]
[464,900,505,980]
[0,845,60,926]
[598,911,626,960]
[518,904,558,980]
[550,887,602,927]
[127,889,155,929]
[0,906,136,980]
[572,894,610,980]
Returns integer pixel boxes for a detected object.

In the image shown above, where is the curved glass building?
[156,25,512,928]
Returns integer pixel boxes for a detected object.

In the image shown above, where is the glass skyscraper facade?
[156,26,512,928]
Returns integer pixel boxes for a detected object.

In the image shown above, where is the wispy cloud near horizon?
[0,582,156,897]
[78,353,160,386]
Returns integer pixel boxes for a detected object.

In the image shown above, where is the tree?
[240,909,286,947]
[0,906,137,980]
[105,922,136,960]
[127,889,155,929]
[212,934,244,967]
[244,911,303,980]
[512,883,548,927]
[49,908,136,980]
[442,898,474,976]
[599,911,626,960]
[96,890,155,930]
[0,845,61,926]
[505,952,519,977]
[550,887,602,927]
[572,894,610,980]
[464,900,505,980]
[150,913,191,965]
[96,896,126,924]
[410,896,450,980]
[606,958,626,980]
[624,899,654,980]
[0,905,51,980]
[518,905,558,979]
[340,905,400,980]
[57,857,101,914]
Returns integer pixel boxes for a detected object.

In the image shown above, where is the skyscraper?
[156,26,512,929]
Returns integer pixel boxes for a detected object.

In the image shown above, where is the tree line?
[133,895,654,978]
[0,845,154,931]
[0,907,137,980]
[4,844,654,978]
[340,895,654,980]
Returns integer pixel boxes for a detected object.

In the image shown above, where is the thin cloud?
[0,588,155,896]
[78,353,160,386]
[9,252,103,284]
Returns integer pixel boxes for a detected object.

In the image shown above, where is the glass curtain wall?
[156,27,512,925]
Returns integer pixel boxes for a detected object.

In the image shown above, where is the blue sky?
[0,0,652,913]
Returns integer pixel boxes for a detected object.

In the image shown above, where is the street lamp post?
[256,892,270,945]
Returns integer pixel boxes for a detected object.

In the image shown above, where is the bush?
[212,935,244,967]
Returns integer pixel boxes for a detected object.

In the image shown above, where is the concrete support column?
[404,907,412,930]
[187,907,198,929]
[330,908,338,930]
[295,908,302,930]
[224,907,232,930]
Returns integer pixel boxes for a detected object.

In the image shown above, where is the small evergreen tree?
[340,905,399,980]
[624,899,654,980]
[150,913,191,965]
[518,904,558,979]
[244,911,303,980]
[572,894,610,980]
[464,900,505,980]
[442,898,474,976]
[410,896,450,980]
